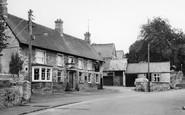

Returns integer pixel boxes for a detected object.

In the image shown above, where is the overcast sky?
[8,0,185,53]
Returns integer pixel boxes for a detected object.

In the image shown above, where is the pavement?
[0,86,122,115]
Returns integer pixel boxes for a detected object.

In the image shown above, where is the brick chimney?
[55,19,63,36]
[0,0,8,19]
[84,32,91,44]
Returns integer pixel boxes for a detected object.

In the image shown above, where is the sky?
[7,0,185,53]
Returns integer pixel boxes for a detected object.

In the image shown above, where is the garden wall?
[0,74,31,109]
[135,81,170,92]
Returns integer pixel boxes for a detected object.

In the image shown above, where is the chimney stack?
[55,19,63,36]
[84,32,91,44]
[0,0,8,19]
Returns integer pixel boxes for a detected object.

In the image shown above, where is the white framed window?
[56,54,64,67]
[88,73,91,83]
[87,60,92,70]
[35,49,46,64]
[153,73,160,82]
[78,58,84,69]
[32,66,52,82]
[57,70,64,82]
[79,72,84,83]
[68,56,75,64]
[95,73,99,83]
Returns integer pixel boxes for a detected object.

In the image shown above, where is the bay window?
[32,66,52,82]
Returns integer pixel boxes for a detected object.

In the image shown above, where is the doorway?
[68,71,76,89]
[125,74,137,87]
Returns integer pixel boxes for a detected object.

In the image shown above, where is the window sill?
[32,80,52,82]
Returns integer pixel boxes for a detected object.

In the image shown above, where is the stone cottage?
[0,0,104,93]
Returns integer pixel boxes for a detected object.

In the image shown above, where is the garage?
[125,74,137,87]
[103,76,113,86]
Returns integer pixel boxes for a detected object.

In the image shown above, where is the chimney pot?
[84,32,91,44]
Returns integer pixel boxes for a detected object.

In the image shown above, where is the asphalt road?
[28,87,185,115]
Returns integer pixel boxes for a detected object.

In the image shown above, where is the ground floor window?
[153,73,160,82]
[88,73,91,83]
[95,74,99,83]
[32,66,52,82]
[57,70,64,82]
[79,72,84,83]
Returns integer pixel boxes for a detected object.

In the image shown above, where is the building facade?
[125,62,171,87]
[0,1,103,93]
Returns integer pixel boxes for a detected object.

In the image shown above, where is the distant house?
[125,62,171,87]
[92,43,127,86]
[103,59,127,86]
[116,50,124,60]
[91,43,117,61]
[0,1,104,93]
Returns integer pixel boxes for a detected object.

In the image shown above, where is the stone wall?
[150,82,170,91]
[79,82,98,91]
[135,81,170,92]
[0,87,22,109]
[135,81,148,92]
[31,82,53,94]
[0,78,31,109]
[170,71,184,88]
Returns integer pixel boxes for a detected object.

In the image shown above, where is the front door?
[69,71,75,88]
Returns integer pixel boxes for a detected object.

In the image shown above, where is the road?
[28,87,185,115]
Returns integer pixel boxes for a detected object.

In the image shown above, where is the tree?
[9,52,24,76]
[0,21,9,53]
[127,17,185,73]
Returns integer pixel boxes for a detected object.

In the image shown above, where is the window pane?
[34,68,40,80]
[47,69,50,80]
[87,60,92,70]
[57,77,61,82]
[42,68,46,80]
[96,74,99,82]
[88,73,91,82]
[58,71,61,76]
[35,50,45,64]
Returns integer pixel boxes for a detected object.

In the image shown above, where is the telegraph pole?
[148,43,150,92]
[28,9,33,85]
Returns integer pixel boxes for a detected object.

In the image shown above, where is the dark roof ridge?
[7,13,55,32]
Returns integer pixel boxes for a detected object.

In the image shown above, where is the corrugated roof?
[126,62,170,74]
[91,43,116,59]
[104,59,127,71]
[4,14,103,61]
